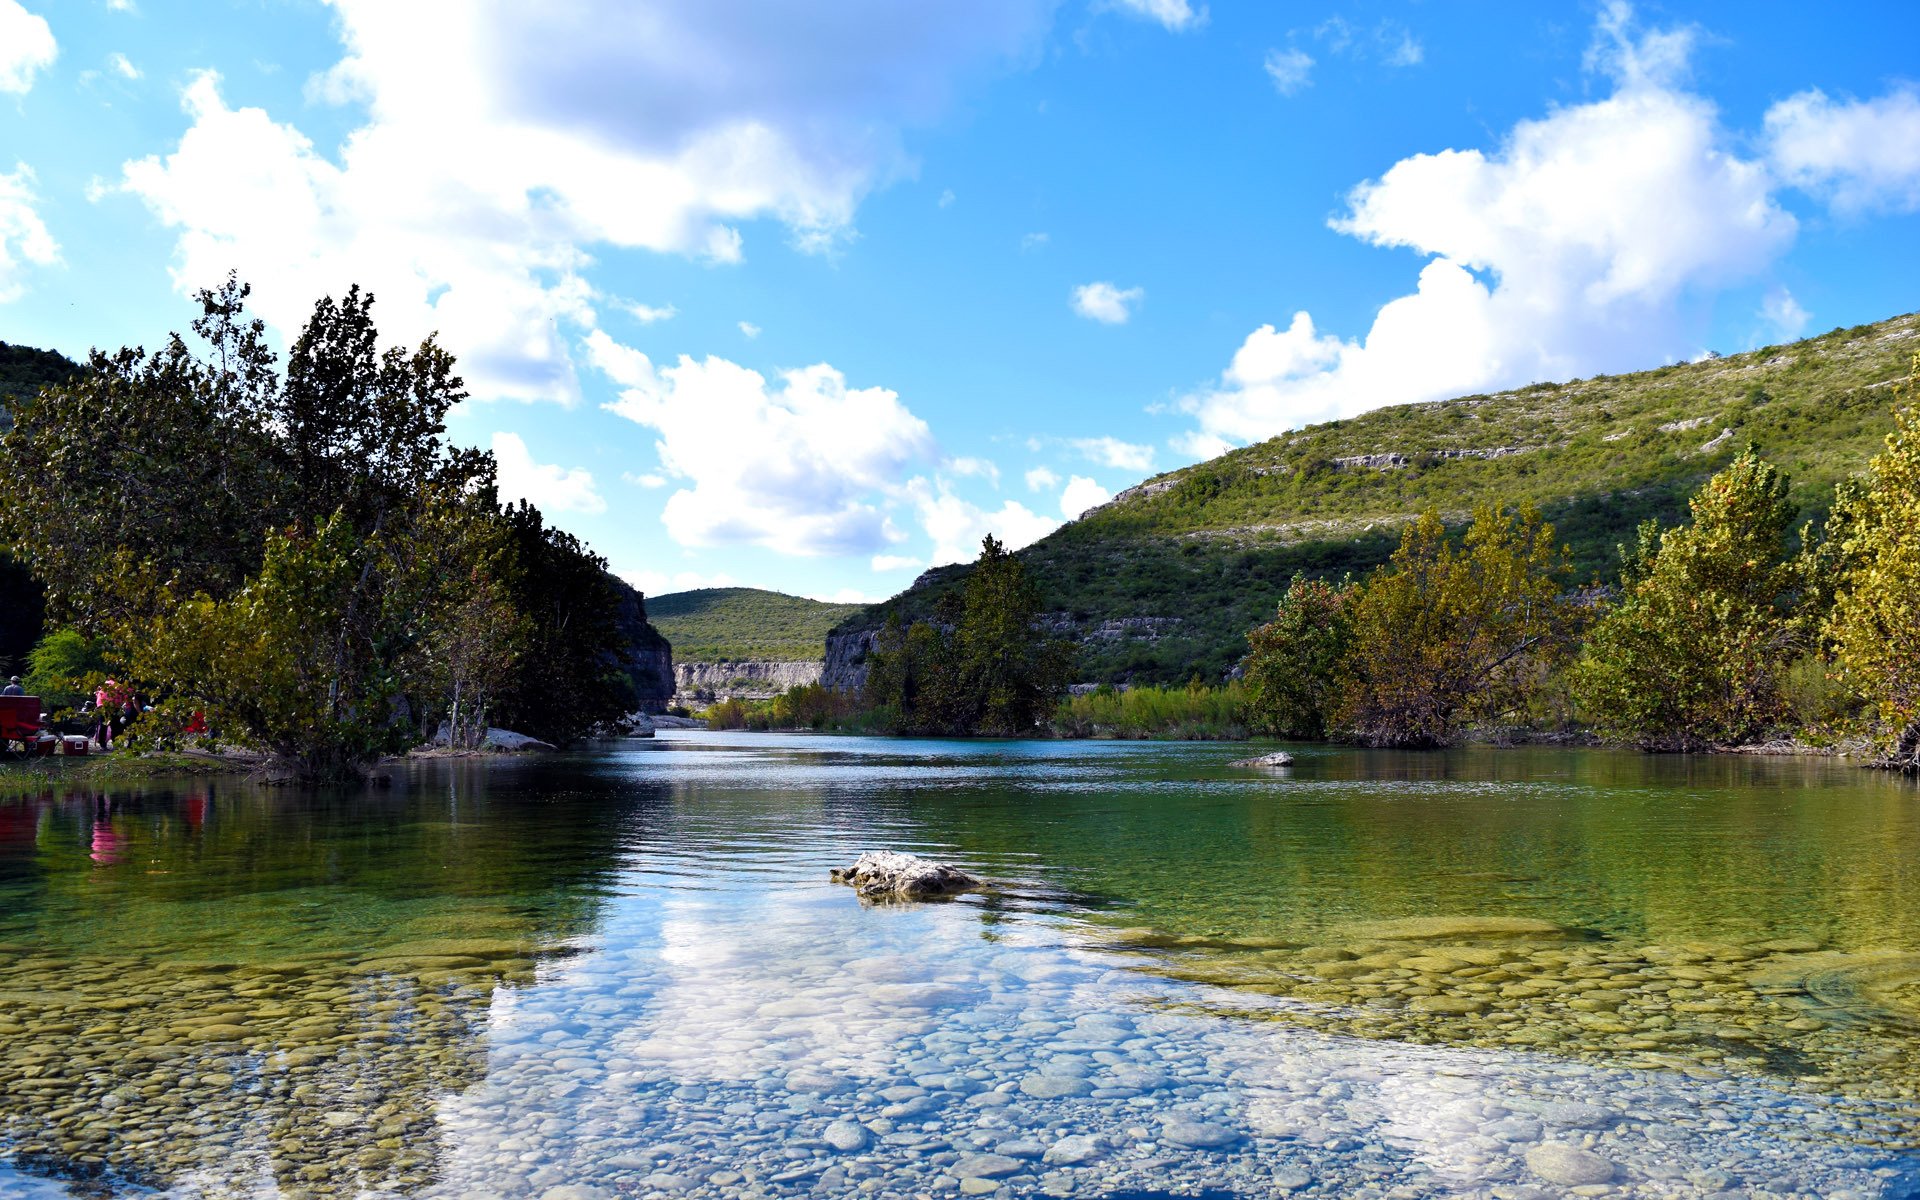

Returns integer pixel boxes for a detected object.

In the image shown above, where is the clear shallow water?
[0,734,1917,1199]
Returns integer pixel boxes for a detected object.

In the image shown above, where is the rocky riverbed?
[3,895,1915,1199]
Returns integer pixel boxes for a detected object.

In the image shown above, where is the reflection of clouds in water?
[409,872,1917,1199]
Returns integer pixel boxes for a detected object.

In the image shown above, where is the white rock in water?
[429,723,557,752]
[1229,751,1295,768]
[1525,1143,1616,1186]
[831,850,982,901]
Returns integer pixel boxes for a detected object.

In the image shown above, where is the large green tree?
[1573,447,1805,750]
[1336,505,1574,747]
[864,536,1071,735]
[1243,575,1354,740]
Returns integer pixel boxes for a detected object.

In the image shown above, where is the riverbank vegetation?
[726,360,1918,769]
[0,278,646,780]
[1237,362,1920,768]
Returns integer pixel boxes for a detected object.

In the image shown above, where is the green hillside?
[649,587,861,662]
[839,311,1920,684]
[1,341,81,432]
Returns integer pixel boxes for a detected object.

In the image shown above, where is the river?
[1,733,1916,1197]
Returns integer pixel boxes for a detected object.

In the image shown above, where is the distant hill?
[0,342,77,668]
[649,587,861,663]
[832,311,1920,686]
[0,341,81,432]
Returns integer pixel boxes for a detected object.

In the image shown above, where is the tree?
[862,536,1070,735]
[24,628,111,711]
[122,515,430,779]
[1337,505,1573,747]
[955,535,1072,735]
[0,278,648,777]
[1243,575,1354,739]
[1825,355,1920,770]
[1573,447,1804,750]
[0,278,282,626]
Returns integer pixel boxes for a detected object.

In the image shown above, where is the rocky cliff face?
[822,628,881,694]
[609,579,674,714]
[673,660,822,706]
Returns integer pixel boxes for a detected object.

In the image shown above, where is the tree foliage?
[1243,575,1354,740]
[0,277,645,776]
[1336,505,1573,747]
[1573,447,1804,750]
[1825,355,1920,770]
[864,536,1071,735]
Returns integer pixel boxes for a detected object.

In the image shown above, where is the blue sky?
[3,1,1918,602]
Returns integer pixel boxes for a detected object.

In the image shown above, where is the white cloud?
[1105,0,1204,33]
[1264,48,1313,96]
[623,471,669,489]
[1759,287,1809,342]
[1060,475,1111,519]
[1382,28,1423,68]
[620,568,737,597]
[1070,436,1154,471]
[1020,231,1050,252]
[1181,3,1795,447]
[108,52,140,80]
[1765,87,1920,216]
[118,0,1052,401]
[0,164,60,303]
[0,2,55,94]
[592,332,936,556]
[490,431,607,515]
[737,320,762,339]
[938,188,956,208]
[1024,466,1059,491]
[945,456,1001,486]
[625,301,677,324]
[107,0,135,9]
[871,554,921,572]
[827,587,885,604]
[908,478,1057,567]
[1071,281,1144,324]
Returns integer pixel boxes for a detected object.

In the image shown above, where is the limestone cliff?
[821,628,881,694]
[673,660,822,707]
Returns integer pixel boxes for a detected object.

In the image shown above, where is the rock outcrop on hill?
[673,660,821,707]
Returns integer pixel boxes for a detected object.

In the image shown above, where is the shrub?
[1573,447,1804,750]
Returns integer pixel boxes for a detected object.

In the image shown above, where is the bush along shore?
[705,360,1920,772]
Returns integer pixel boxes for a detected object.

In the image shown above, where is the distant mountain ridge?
[649,587,860,664]
[828,311,1920,688]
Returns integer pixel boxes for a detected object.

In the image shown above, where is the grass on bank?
[0,750,248,796]
[647,588,860,662]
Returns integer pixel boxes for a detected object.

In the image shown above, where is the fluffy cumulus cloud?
[592,332,936,556]
[871,554,921,572]
[1071,281,1145,324]
[490,432,607,515]
[0,2,55,94]
[1765,87,1920,216]
[1024,466,1059,491]
[1059,475,1111,519]
[117,0,1053,401]
[908,479,1057,567]
[0,164,60,302]
[1181,3,1799,448]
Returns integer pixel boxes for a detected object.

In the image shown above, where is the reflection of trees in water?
[0,765,642,1195]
